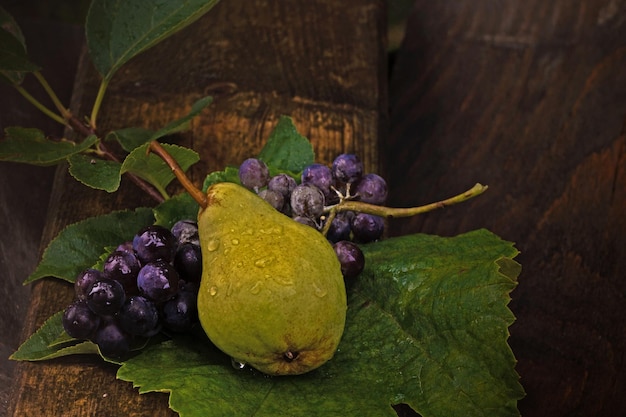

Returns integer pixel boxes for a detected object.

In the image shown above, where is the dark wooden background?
[0,4,83,413]
[2,0,625,416]
[388,2,626,416]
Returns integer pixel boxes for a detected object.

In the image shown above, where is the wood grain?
[388,1,626,416]
[7,0,386,415]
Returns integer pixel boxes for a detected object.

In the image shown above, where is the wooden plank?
[388,1,626,416]
[7,1,387,415]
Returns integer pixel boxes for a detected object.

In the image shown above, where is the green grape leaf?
[120,143,200,199]
[355,230,524,417]
[0,128,98,166]
[91,245,118,271]
[68,154,123,192]
[9,311,100,361]
[106,127,154,153]
[202,166,240,191]
[0,7,39,84]
[257,115,315,174]
[85,0,221,82]
[10,310,162,362]
[47,329,76,349]
[116,229,524,417]
[25,207,155,284]
[153,192,199,229]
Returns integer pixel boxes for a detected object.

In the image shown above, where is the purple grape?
[118,296,160,337]
[171,219,200,247]
[351,213,384,243]
[174,243,202,283]
[103,250,141,295]
[238,158,270,191]
[290,184,325,219]
[258,188,285,211]
[325,211,353,243]
[267,173,297,198]
[62,299,101,339]
[354,173,388,205]
[132,225,177,264]
[137,261,180,303]
[301,163,333,196]
[179,279,199,295]
[86,278,126,316]
[115,241,135,253]
[332,154,363,184]
[333,240,365,280]
[93,318,131,358]
[293,216,318,228]
[161,291,198,333]
[74,268,104,301]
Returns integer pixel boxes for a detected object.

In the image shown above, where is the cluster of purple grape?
[62,221,203,358]
[238,153,388,281]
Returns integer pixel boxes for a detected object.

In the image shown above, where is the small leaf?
[26,207,154,284]
[153,192,199,229]
[86,0,221,81]
[0,6,26,45]
[10,311,100,361]
[116,229,524,417]
[150,96,213,141]
[68,154,122,192]
[106,127,154,153]
[48,329,78,348]
[120,143,200,199]
[106,96,212,154]
[0,128,98,166]
[0,7,39,84]
[0,30,39,71]
[257,115,315,174]
[202,166,240,191]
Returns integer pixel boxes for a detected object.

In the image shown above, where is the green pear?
[196,182,347,375]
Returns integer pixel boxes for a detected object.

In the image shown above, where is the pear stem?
[148,141,207,208]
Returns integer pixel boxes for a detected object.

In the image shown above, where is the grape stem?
[321,183,488,235]
[148,140,207,208]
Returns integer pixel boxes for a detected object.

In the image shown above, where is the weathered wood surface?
[388,1,626,416]
[6,0,386,416]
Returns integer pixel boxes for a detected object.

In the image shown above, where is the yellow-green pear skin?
[196,182,347,375]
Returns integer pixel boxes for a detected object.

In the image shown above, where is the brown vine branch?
[67,115,95,137]
[66,115,165,203]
